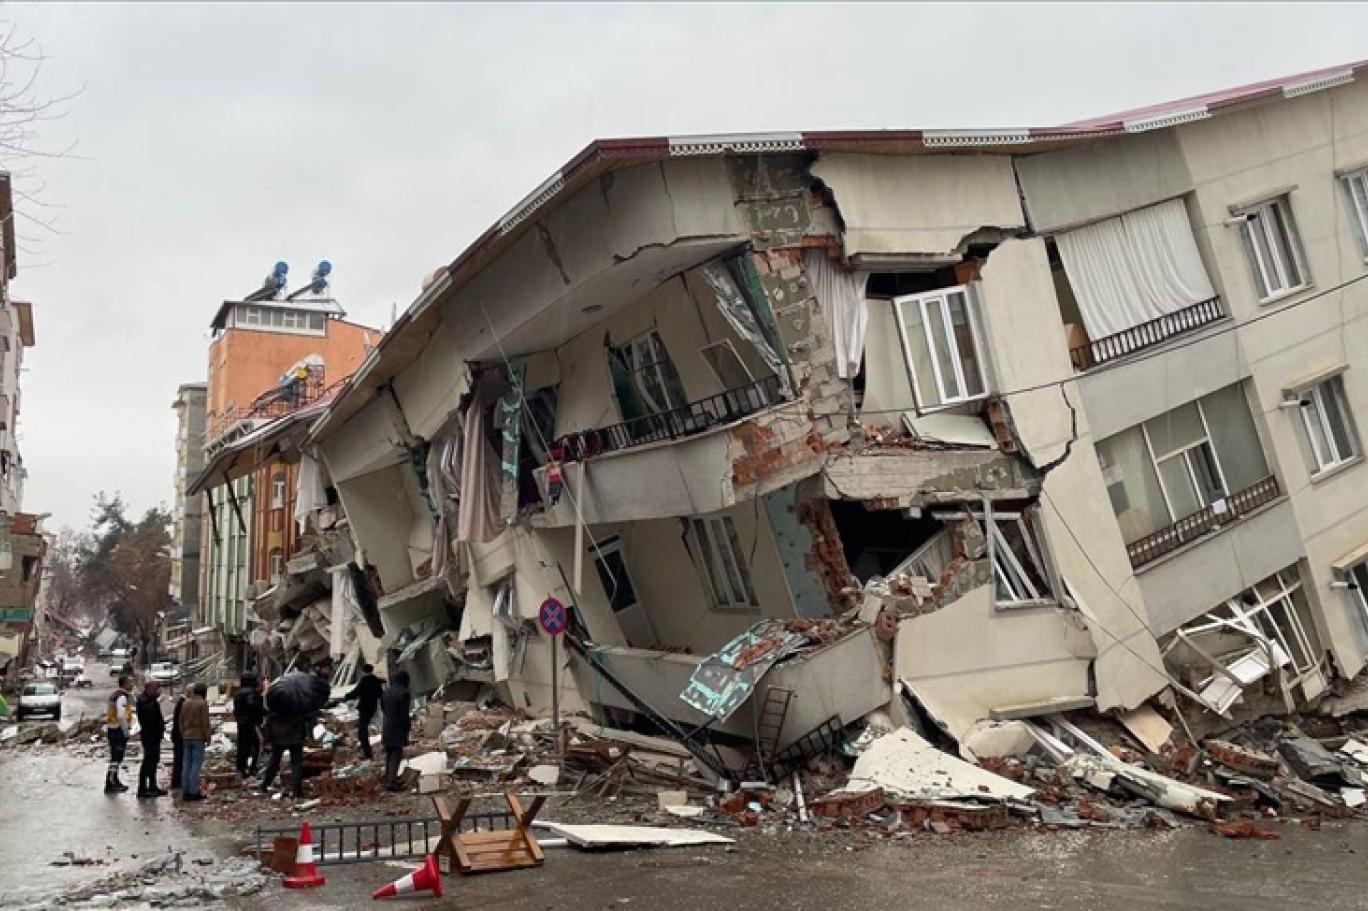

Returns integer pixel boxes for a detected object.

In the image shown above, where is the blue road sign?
[538,597,567,636]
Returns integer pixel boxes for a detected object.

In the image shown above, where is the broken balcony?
[570,623,890,756]
[551,373,785,461]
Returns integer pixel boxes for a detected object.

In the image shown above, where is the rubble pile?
[1,853,266,910]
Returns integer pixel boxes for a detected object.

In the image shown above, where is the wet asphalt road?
[5,664,1368,908]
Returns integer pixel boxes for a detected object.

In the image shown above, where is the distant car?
[16,682,61,720]
[72,672,93,689]
[148,662,181,686]
[110,661,132,677]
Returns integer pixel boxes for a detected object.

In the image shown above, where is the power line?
[857,268,1368,421]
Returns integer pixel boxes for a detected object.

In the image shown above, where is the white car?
[16,681,61,720]
[148,662,182,685]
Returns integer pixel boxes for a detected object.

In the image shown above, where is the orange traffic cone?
[372,854,442,900]
[283,820,326,889]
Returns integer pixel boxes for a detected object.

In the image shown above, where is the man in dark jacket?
[344,664,384,760]
[381,670,412,792]
[259,711,310,799]
[232,673,265,779]
[135,680,167,799]
[169,691,185,790]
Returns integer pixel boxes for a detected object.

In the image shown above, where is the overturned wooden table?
[432,791,546,875]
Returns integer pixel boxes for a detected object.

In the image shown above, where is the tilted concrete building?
[169,382,207,616]
[304,61,1368,763]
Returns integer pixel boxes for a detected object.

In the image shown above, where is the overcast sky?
[8,2,1368,532]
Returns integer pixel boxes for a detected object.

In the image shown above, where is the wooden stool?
[433,791,546,875]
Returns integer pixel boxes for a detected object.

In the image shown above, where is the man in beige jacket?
[179,682,211,802]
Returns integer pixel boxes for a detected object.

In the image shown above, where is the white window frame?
[1238,196,1309,304]
[1181,570,1318,679]
[1299,377,1360,475]
[691,515,757,609]
[891,284,988,411]
[270,473,286,509]
[1140,401,1230,523]
[1345,561,1368,632]
[1340,168,1368,259]
[623,329,688,415]
[268,548,284,581]
[699,339,756,391]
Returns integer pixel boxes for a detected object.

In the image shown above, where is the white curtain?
[803,250,870,379]
[456,383,503,544]
[1056,198,1216,340]
[293,450,327,533]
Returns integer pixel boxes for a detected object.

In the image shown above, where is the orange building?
[201,277,379,633]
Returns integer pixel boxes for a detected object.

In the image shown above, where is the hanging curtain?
[803,250,870,379]
[293,451,327,534]
[456,383,503,544]
[1055,198,1216,341]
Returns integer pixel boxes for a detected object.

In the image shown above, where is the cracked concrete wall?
[812,152,1025,263]
[821,450,1037,507]
[976,236,1168,711]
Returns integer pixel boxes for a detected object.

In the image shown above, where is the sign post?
[537,597,568,735]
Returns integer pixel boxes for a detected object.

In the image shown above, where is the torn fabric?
[803,250,870,379]
[701,261,788,390]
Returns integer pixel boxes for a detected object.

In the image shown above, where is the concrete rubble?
[0,852,267,910]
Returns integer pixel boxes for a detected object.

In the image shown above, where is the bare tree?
[0,19,79,248]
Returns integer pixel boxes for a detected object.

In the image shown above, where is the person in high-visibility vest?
[104,675,134,793]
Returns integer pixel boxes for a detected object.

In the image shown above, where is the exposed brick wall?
[794,491,853,608]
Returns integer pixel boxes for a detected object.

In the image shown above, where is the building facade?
[302,63,1368,765]
[169,382,207,615]
[197,267,378,669]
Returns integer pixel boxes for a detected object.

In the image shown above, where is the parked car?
[16,681,61,720]
[147,662,181,685]
[71,672,93,689]
[109,660,132,677]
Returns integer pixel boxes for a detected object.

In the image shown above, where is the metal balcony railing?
[205,375,348,448]
[1070,296,1224,372]
[1126,474,1281,569]
[552,373,785,461]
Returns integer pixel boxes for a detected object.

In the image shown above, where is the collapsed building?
[274,63,1368,776]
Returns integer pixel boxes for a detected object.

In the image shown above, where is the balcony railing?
[1070,296,1224,372]
[205,374,348,448]
[1126,474,1281,569]
[552,373,785,461]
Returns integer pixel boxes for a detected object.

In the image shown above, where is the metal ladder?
[751,686,794,780]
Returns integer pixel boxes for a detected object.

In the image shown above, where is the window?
[1298,376,1360,474]
[609,330,688,420]
[892,285,987,410]
[268,548,284,581]
[308,312,326,331]
[270,472,287,509]
[1341,168,1368,257]
[690,516,757,609]
[592,536,638,613]
[490,575,518,630]
[1142,402,1228,521]
[242,306,263,326]
[1346,561,1368,629]
[1238,196,1308,302]
[983,509,1058,608]
[699,340,755,391]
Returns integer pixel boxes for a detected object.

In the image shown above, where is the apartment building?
[197,263,378,668]
[305,61,1368,759]
[169,382,207,616]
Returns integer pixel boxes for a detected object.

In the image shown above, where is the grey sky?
[8,2,1368,531]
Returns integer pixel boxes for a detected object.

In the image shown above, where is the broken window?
[690,516,757,609]
[699,340,755,392]
[1297,375,1360,475]
[1346,561,1368,630]
[610,329,688,419]
[892,285,987,410]
[592,536,638,614]
[985,508,1058,609]
[1237,195,1309,303]
[1170,568,1324,712]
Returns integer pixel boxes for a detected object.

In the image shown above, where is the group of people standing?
[104,674,210,800]
[103,660,413,801]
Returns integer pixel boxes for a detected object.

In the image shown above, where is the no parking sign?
[538,597,568,636]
